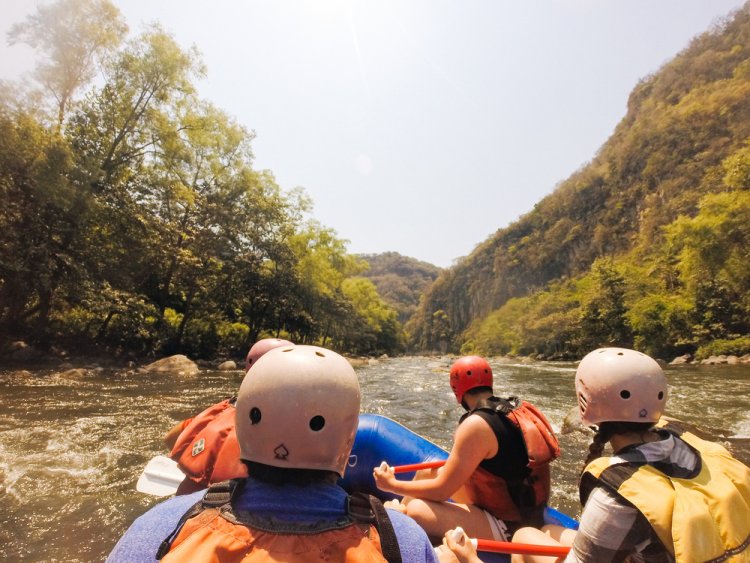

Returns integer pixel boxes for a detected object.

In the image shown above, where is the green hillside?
[358,252,442,325]
[409,4,750,360]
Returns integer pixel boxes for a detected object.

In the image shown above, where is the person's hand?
[438,527,482,563]
[383,499,407,514]
[372,461,397,492]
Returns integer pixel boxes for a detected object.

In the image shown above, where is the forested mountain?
[358,252,442,325]
[410,4,750,360]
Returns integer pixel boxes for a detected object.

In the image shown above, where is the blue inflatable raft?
[340,413,578,560]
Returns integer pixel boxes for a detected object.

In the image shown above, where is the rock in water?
[143,355,199,376]
[561,405,590,435]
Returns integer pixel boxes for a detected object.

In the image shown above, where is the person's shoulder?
[456,410,498,442]
[145,489,205,520]
[106,491,206,563]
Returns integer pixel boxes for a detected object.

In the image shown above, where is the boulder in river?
[670,354,692,365]
[561,405,591,435]
[701,355,728,365]
[57,368,88,379]
[217,360,237,371]
[6,341,43,362]
[143,354,199,376]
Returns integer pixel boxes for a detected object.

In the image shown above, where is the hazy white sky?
[1,1,746,267]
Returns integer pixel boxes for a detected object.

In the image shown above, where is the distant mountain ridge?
[357,252,442,326]
[409,3,750,359]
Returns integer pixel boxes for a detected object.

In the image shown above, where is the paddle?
[449,527,571,558]
[475,539,570,557]
[383,460,447,474]
[136,455,185,497]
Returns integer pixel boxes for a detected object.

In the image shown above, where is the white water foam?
[731,412,750,439]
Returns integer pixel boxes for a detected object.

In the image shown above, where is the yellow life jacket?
[581,425,750,563]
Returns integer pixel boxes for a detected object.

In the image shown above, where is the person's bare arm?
[163,420,186,451]
[373,414,496,501]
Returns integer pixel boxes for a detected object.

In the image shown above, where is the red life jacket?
[158,481,400,563]
[169,399,248,491]
[460,397,560,525]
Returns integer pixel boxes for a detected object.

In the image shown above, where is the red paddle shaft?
[391,460,446,474]
[476,538,570,557]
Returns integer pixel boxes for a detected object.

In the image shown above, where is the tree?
[666,190,750,343]
[577,258,633,351]
[8,0,127,130]
[341,277,403,354]
[0,108,75,339]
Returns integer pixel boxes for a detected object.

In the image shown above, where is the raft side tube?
[340,414,579,531]
[340,413,448,499]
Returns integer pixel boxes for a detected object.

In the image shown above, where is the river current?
[1,356,749,562]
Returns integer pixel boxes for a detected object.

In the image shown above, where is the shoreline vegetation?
[2,340,749,376]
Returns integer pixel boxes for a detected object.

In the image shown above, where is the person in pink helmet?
[163,338,293,493]
[511,347,750,563]
[374,355,559,544]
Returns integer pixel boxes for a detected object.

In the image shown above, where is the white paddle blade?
[136,455,185,497]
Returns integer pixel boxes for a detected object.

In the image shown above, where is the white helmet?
[575,347,668,427]
[235,345,360,476]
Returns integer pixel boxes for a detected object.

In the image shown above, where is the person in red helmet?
[374,355,560,543]
[164,338,294,493]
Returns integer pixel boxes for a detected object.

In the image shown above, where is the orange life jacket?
[460,397,560,525]
[169,399,248,491]
[158,481,399,563]
[160,508,387,563]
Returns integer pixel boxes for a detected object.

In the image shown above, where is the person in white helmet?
[107,345,439,563]
[163,338,294,494]
[510,347,750,563]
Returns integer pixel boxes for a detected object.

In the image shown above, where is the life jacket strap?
[157,480,402,562]
[156,479,241,560]
[347,492,402,563]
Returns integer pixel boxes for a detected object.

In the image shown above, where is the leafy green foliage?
[695,336,750,359]
[358,252,441,326]
[411,4,750,359]
[0,0,407,359]
[8,0,127,129]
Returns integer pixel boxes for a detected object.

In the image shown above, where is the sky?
[1,0,747,268]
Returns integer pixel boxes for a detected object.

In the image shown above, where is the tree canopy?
[0,0,403,360]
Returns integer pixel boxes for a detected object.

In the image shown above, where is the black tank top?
[460,398,529,481]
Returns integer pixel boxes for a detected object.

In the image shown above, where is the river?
[1,356,749,562]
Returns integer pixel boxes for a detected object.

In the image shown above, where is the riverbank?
[3,337,750,373]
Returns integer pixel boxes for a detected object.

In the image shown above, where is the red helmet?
[245,338,294,372]
[449,356,493,403]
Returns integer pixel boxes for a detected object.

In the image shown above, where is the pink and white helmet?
[235,345,360,476]
[575,347,668,427]
[244,338,294,372]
